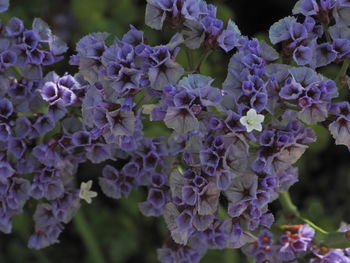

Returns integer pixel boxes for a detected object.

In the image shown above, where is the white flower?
[239,109,265,132]
[79,180,97,204]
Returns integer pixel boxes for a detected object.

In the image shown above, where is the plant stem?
[12,66,23,79]
[185,49,193,70]
[278,191,350,249]
[73,210,106,263]
[335,59,349,85]
[322,23,331,43]
[299,216,328,234]
[194,49,212,73]
[279,191,299,218]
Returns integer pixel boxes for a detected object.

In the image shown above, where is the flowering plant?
[1,0,350,262]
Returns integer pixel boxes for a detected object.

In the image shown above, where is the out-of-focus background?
[1,0,350,262]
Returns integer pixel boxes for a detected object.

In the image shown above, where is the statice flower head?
[0,0,350,261]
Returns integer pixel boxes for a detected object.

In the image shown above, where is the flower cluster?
[145,0,239,52]
[243,224,350,263]
[0,0,350,262]
[269,0,350,67]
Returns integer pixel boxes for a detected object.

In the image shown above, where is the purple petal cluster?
[244,224,315,262]
[0,0,350,261]
[270,0,350,67]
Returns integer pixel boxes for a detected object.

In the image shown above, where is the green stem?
[12,66,23,79]
[194,49,212,73]
[322,23,331,43]
[278,191,350,249]
[73,210,106,263]
[134,92,146,111]
[185,49,193,70]
[279,191,299,218]
[299,216,328,234]
[335,59,349,85]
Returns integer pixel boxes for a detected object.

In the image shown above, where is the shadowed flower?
[79,180,97,204]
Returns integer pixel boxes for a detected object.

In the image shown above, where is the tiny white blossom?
[239,109,265,132]
[79,180,97,204]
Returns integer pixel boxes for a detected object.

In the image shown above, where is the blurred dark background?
[2,0,350,262]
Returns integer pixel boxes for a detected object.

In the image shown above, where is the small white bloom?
[79,180,97,204]
[239,109,265,132]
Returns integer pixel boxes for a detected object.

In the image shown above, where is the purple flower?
[225,175,258,203]
[0,98,13,119]
[200,16,223,36]
[106,109,136,136]
[164,106,199,134]
[293,45,313,65]
[1,50,17,67]
[315,43,337,67]
[6,17,24,36]
[0,161,15,183]
[41,82,59,102]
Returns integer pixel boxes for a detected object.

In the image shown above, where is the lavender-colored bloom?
[197,182,220,216]
[48,101,67,122]
[0,161,15,183]
[148,59,184,91]
[182,0,200,21]
[269,16,296,44]
[200,149,219,168]
[173,90,195,107]
[147,188,166,208]
[164,106,199,134]
[200,16,223,36]
[6,17,24,36]
[216,170,233,190]
[315,43,337,67]
[298,102,328,124]
[28,224,63,249]
[293,0,319,16]
[0,123,11,141]
[329,116,350,150]
[257,229,273,247]
[106,109,136,136]
[8,138,26,158]
[333,38,350,59]
[60,88,77,106]
[143,151,160,171]
[225,112,245,132]
[0,0,9,13]
[33,115,55,135]
[13,116,31,138]
[99,165,134,199]
[23,30,40,49]
[175,210,193,230]
[293,45,313,65]
[86,144,112,163]
[227,202,247,218]
[1,50,17,67]
[259,130,275,146]
[279,79,303,100]
[0,98,13,119]
[250,92,267,113]
[41,82,59,102]
[289,22,308,43]
[182,185,197,205]
[225,175,258,203]
[72,131,91,146]
[217,20,240,52]
[145,1,167,30]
